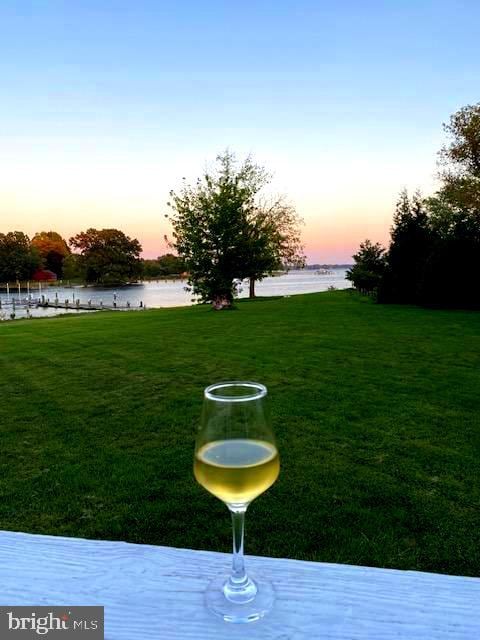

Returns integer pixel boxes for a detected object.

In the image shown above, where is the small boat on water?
[315,269,334,275]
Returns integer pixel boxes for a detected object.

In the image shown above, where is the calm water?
[0,269,349,320]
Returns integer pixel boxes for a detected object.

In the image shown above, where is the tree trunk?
[249,278,256,298]
[212,295,232,310]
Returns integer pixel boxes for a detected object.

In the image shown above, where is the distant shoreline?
[304,264,353,270]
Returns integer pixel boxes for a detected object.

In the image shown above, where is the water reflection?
[0,269,349,320]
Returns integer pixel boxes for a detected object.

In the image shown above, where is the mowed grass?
[0,291,479,576]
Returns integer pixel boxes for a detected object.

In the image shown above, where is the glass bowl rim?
[204,381,267,403]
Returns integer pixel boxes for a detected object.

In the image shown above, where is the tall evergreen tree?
[379,190,431,303]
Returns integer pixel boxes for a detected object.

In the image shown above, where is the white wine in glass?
[195,439,279,504]
[194,382,280,623]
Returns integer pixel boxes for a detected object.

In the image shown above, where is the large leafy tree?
[31,231,70,277]
[62,253,82,280]
[167,152,304,308]
[69,228,143,285]
[0,231,40,282]
[420,197,480,307]
[438,103,480,212]
[421,102,480,307]
[241,195,305,297]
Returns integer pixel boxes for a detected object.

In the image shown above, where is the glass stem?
[229,506,248,587]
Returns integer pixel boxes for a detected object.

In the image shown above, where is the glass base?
[205,572,275,623]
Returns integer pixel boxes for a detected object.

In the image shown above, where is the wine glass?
[194,381,280,623]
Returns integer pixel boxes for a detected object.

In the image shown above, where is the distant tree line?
[1,152,305,301]
[142,254,186,278]
[347,103,480,309]
[305,263,353,270]
[0,227,183,286]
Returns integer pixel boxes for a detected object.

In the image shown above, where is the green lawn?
[1,291,479,576]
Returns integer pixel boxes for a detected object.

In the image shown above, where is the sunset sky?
[1,1,479,262]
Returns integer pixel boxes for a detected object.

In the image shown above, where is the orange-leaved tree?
[31,231,70,278]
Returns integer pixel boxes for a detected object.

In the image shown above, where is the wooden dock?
[0,294,146,319]
[37,300,145,311]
